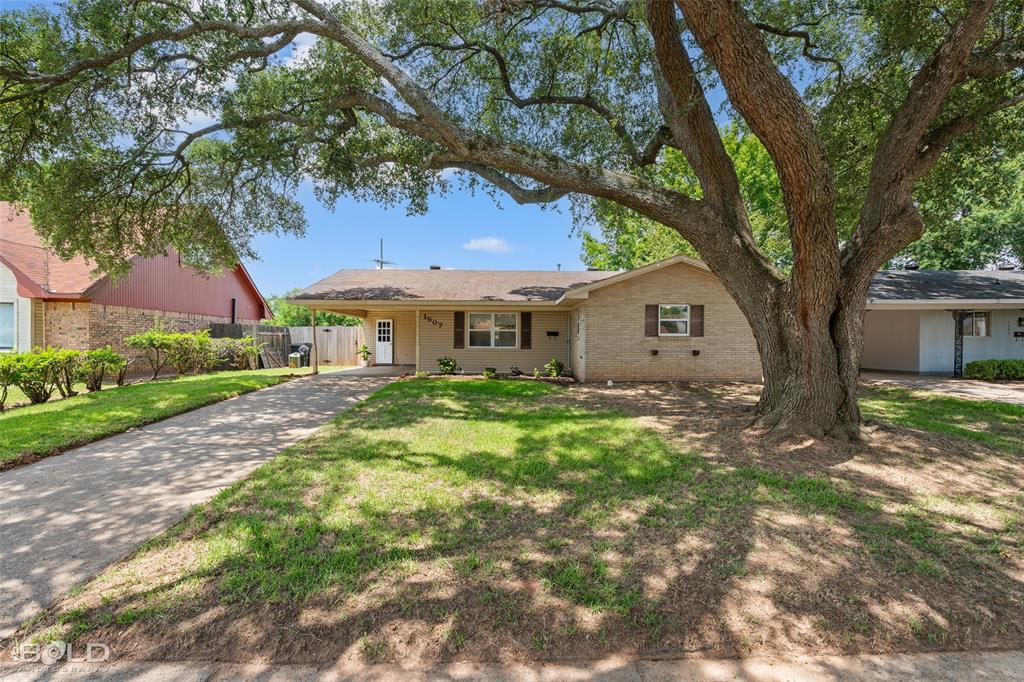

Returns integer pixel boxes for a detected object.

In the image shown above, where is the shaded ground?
[4,379,1021,667]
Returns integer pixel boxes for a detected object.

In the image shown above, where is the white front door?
[375,319,394,364]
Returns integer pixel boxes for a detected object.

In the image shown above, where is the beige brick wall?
[581,262,762,382]
[42,302,255,360]
[44,302,92,350]
[88,304,257,358]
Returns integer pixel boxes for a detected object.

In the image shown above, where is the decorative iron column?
[951,310,965,378]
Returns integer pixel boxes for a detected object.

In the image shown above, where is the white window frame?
[658,304,690,337]
[0,301,14,351]
[962,311,991,338]
[467,312,518,349]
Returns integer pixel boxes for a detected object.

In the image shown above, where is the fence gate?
[288,325,363,367]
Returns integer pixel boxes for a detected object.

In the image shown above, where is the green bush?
[482,367,498,379]
[125,328,175,379]
[965,358,1024,381]
[0,354,15,411]
[212,336,262,371]
[12,349,58,404]
[80,347,127,392]
[413,370,430,379]
[50,348,83,398]
[437,356,460,375]
[544,357,565,378]
[168,331,219,375]
[234,336,263,370]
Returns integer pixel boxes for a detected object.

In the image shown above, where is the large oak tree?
[1,0,1022,438]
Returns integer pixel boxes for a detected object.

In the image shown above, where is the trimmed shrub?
[50,349,83,398]
[437,356,460,375]
[965,358,1024,381]
[12,349,58,404]
[125,328,175,379]
[0,353,15,411]
[482,367,498,379]
[167,331,217,375]
[414,370,430,379]
[80,347,127,392]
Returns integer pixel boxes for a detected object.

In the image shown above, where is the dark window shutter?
[520,312,532,349]
[453,311,465,349]
[691,304,704,337]
[645,304,659,337]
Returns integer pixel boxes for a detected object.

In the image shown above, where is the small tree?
[80,347,127,392]
[125,328,175,379]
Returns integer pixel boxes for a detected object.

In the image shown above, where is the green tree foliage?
[582,128,791,270]
[265,290,360,326]
[899,157,1024,269]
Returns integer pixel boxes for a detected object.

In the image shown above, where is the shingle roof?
[292,268,619,302]
[869,269,1024,301]
[0,202,100,297]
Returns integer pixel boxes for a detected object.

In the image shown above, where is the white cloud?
[462,237,511,254]
[283,33,318,67]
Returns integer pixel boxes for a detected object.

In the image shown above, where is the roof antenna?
[370,238,396,270]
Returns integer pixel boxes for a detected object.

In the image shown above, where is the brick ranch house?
[292,255,763,383]
[0,202,271,357]
[292,256,1024,382]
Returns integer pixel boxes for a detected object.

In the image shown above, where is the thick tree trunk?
[743,287,866,440]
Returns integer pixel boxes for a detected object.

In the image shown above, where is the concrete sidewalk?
[1,650,1022,681]
[0,373,392,638]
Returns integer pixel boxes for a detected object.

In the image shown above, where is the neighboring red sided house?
[0,202,271,357]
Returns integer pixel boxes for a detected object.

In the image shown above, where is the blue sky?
[245,185,587,297]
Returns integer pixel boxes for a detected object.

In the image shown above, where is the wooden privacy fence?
[289,325,363,367]
[209,323,292,369]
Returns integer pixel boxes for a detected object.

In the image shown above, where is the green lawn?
[21,379,1022,664]
[859,385,1024,453]
[0,367,307,464]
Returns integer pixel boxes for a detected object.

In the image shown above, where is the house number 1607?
[422,314,443,328]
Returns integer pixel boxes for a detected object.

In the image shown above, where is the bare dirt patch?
[5,380,1022,667]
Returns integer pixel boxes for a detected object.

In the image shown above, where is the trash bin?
[288,352,301,369]
[289,344,312,367]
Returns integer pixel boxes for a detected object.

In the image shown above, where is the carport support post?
[951,309,965,378]
[310,306,319,375]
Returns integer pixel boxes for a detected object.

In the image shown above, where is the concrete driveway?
[0,372,393,638]
[862,371,1024,405]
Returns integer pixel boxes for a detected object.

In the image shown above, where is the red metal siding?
[89,251,267,320]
